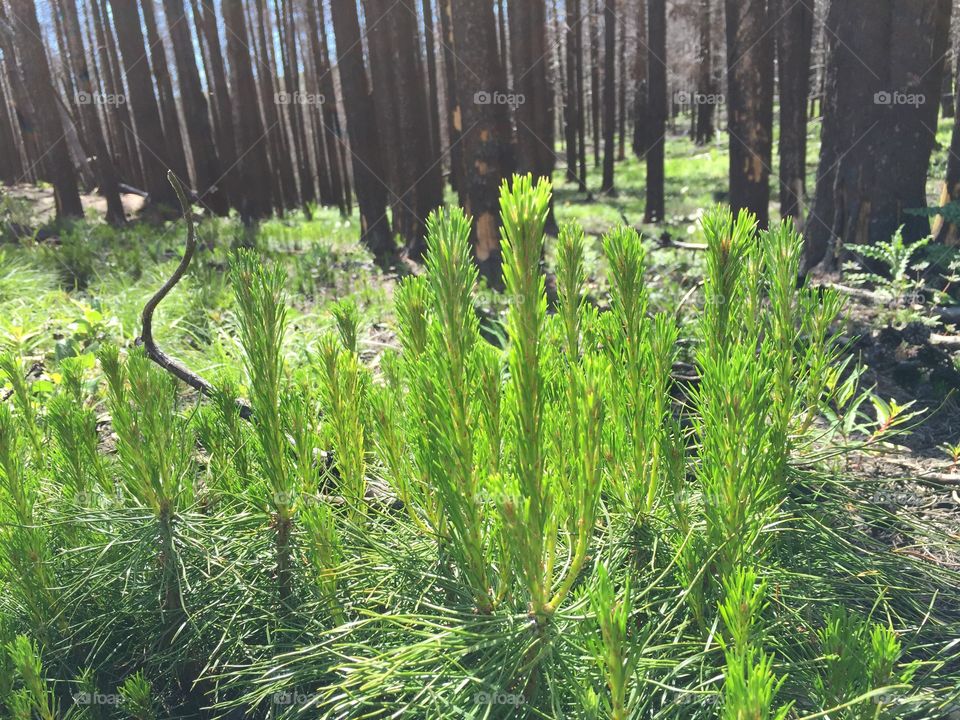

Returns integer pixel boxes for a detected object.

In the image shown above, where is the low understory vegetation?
[1,177,959,719]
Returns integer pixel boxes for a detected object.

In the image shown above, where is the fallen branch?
[930,333,960,349]
[137,171,252,420]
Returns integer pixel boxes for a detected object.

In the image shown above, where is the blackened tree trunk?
[937,49,960,246]
[776,0,813,221]
[109,0,178,206]
[694,0,715,144]
[329,0,394,261]
[276,0,315,208]
[509,0,556,226]
[304,0,347,213]
[363,0,444,258]
[805,0,952,271]
[451,0,514,282]
[191,0,237,208]
[644,0,666,221]
[91,0,140,185]
[439,0,463,193]
[223,0,273,221]
[617,8,626,160]
[139,0,190,184]
[0,72,19,182]
[163,0,225,214]
[251,0,297,211]
[422,0,442,160]
[724,0,774,227]
[8,0,83,219]
[576,0,587,184]
[59,0,125,223]
[590,1,601,166]
[564,0,586,189]
[600,0,616,193]
[632,0,648,158]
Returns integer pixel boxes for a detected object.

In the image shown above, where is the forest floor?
[3,117,960,569]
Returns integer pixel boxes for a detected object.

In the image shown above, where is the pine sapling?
[589,565,635,720]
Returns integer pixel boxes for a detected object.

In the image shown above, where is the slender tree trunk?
[192,0,237,209]
[223,0,273,221]
[509,0,556,227]
[91,0,140,185]
[451,0,514,283]
[108,0,179,206]
[694,0,715,144]
[617,7,626,160]
[497,0,509,75]
[564,0,585,189]
[644,0,666,221]
[805,0,951,271]
[277,0,315,208]
[576,0,587,185]
[251,0,297,211]
[329,0,394,262]
[423,0,442,160]
[163,0,225,214]
[140,0,190,184]
[59,0,125,223]
[590,0,601,166]
[724,0,774,227]
[0,69,20,182]
[936,60,960,245]
[776,0,814,222]
[600,0,616,193]
[304,0,340,211]
[363,0,444,258]
[320,3,350,214]
[7,0,83,219]
[439,0,463,193]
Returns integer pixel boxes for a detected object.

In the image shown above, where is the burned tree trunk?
[632,0,648,158]
[163,0,225,214]
[108,0,178,207]
[329,0,394,262]
[450,0,514,283]
[509,0,556,227]
[600,0,616,194]
[805,0,952,271]
[59,0,125,223]
[644,0,666,222]
[363,0,444,259]
[439,0,463,193]
[694,0,715,145]
[139,0,190,184]
[564,0,586,190]
[724,0,774,227]
[191,0,237,209]
[7,0,83,219]
[222,0,273,221]
[776,0,814,221]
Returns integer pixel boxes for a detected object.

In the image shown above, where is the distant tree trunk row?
[1,0,959,281]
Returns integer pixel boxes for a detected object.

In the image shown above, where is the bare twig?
[137,171,252,420]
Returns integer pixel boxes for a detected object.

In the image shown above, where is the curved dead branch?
[138,171,252,420]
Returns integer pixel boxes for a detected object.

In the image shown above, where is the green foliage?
[0,183,957,720]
